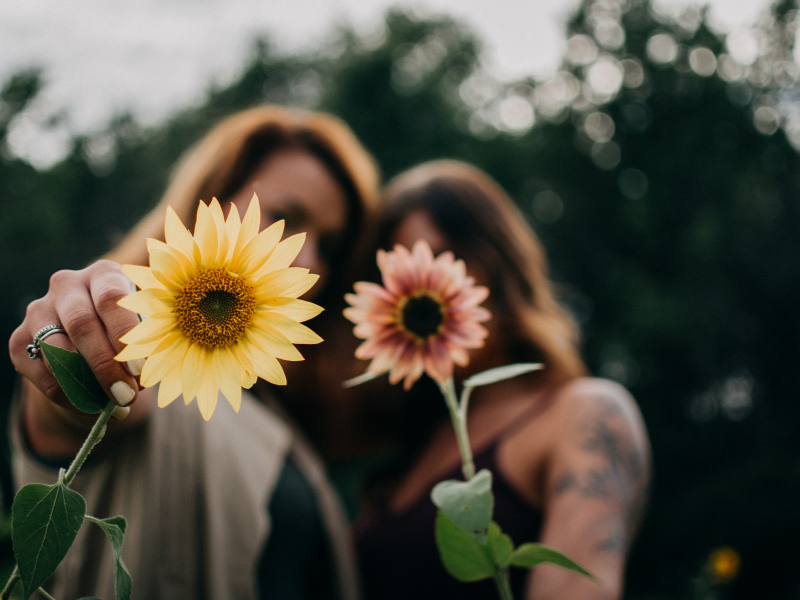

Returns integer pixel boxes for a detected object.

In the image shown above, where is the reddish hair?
[380,160,587,386]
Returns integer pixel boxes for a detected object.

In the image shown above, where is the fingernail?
[127,358,145,377]
[111,406,130,420]
[110,381,136,406]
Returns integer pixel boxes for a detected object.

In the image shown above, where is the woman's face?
[228,149,348,300]
[389,208,448,256]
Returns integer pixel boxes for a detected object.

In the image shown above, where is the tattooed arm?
[526,378,650,600]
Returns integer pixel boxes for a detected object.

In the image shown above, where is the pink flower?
[344,240,491,390]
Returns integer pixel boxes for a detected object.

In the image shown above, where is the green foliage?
[85,516,132,600]
[435,512,595,585]
[431,469,493,543]
[463,363,543,389]
[511,543,599,582]
[11,483,86,599]
[486,522,514,569]
[39,343,108,414]
[434,510,494,581]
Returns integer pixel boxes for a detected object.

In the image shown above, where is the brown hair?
[379,160,587,386]
[106,105,380,306]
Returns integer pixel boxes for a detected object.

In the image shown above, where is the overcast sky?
[0,0,777,166]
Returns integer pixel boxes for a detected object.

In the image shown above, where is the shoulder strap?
[493,382,565,443]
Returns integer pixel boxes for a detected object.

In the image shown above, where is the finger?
[53,269,139,408]
[9,325,69,407]
[88,260,146,376]
[9,301,80,413]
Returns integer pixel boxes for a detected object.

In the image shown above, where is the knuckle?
[25,297,47,320]
[43,378,64,402]
[49,269,76,290]
[89,353,122,380]
[9,326,26,356]
[94,285,128,314]
[62,305,98,339]
[92,259,121,277]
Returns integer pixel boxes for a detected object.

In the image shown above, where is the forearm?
[21,378,153,458]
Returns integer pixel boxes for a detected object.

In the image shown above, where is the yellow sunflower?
[115,195,323,420]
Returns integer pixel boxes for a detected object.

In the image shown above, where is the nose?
[292,234,327,298]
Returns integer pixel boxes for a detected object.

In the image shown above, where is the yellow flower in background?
[115,195,323,420]
[707,546,740,584]
[344,240,490,390]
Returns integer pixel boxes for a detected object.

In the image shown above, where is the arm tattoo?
[553,394,648,554]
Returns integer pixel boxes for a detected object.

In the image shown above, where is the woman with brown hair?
[9,105,379,600]
[354,160,650,600]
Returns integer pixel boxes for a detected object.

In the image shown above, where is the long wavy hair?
[106,105,380,308]
[379,160,587,387]
[105,106,381,451]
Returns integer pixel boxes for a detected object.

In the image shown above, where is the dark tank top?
[355,402,548,600]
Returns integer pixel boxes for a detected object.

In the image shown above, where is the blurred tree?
[2,1,800,597]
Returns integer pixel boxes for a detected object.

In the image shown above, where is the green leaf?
[463,363,543,389]
[430,469,493,543]
[487,522,514,568]
[434,510,494,582]
[12,483,86,599]
[510,543,599,583]
[39,342,107,414]
[342,370,381,388]
[85,516,132,600]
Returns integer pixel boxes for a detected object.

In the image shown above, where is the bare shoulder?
[546,377,651,528]
[553,377,648,442]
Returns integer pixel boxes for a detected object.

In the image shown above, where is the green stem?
[36,586,57,600]
[63,400,116,487]
[439,378,475,480]
[0,401,117,598]
[0,566,19,600]
[493,567,514,600]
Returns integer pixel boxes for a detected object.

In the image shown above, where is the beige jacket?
[12,391,360,600]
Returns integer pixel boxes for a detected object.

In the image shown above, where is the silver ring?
[27,325,66,360]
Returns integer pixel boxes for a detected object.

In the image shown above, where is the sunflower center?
[175,268,256,347]
[400,292,445,339]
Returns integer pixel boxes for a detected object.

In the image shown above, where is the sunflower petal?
[253,233,305,278]
[259,297,323,322]
[119,314,177,345]
[165,206,202,266]
[248,324,304,361]
[232,194,261,263]
[225,203,242,263]
[281,273,319,299]
[121,264,166,291]
[158,362,184,408]
[236,220,284,276]
[181,343,207,403]
[196,374,219,421]
[240,338,287,385]
[140,335,190,388]
[213,346,242,413]
[194,201,218,269]
[209,198,229,267]
[253,267,312,300]
[234,343,259,387]
[118,288,174,317]
[115,339,162,362]
[147,238,195,277]
[256,313,323,345]
[149,248,189,290]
